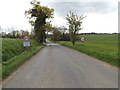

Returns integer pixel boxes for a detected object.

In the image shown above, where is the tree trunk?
[72,41,75,45]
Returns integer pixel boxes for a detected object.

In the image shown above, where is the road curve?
[2,42,118,88]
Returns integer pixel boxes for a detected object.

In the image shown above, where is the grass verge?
[2,45,44,80]
[56,41,118,67]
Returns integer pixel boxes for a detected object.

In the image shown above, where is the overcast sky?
[0,0,119,33]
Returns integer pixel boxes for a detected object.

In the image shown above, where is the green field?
[2,38,43,62]
[2,38,44,79]
[56,34,119,67]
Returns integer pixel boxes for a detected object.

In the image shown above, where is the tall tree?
[25,0,54,43]
[66,11,85,45]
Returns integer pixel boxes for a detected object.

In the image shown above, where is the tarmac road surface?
[2,41,118,88]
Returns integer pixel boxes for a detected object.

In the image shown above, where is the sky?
[0,0,119,33]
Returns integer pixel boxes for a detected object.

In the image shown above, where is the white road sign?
[24,36,29,41]
[80,37,85,42]
[23,36,31,47]
[23,41,31,47]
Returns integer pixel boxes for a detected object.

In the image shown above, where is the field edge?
[2,45,44,80]
[55,41,118,67]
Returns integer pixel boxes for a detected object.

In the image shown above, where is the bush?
[60,34,70,41]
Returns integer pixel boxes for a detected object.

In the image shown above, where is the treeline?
[50,26,70,41]
[24,0,85,45]
[0,29,35,39]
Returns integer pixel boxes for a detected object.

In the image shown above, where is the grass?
[2,38,44,80]
[2,38,42,62]
[56,34,119,67]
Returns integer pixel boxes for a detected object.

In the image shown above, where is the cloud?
[0,0,31,31]
[51,16,67,27]
[51,10,118,33]
[81,11,118,33]
[46,2,117,17]
[0,0,118,33]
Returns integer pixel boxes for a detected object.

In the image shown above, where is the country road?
[2,41,118,88]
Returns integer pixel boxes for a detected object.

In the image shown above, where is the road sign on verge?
[80,37,85,42]
[23,36,31,47]
[23,41,31,47]
[24,36,29,41]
